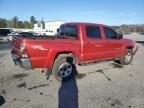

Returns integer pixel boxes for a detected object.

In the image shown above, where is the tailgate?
[11,36,32,69]
[12,36,24,57]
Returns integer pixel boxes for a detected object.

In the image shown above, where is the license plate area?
[11,50,19,65]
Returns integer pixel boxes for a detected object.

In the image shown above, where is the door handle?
[85,42,90,45]
[115,48,120,50]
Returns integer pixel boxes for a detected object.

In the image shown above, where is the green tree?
[18,21,24,28]
[0,18,7,28]
[41,18,45,29]
[12,16,19,28]
[23,21,30,29]
[6,20,13,28]
[30,16,37,29]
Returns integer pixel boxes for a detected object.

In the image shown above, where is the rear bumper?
[11,50,32,69]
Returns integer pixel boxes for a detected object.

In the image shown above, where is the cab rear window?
[59,25,78,37]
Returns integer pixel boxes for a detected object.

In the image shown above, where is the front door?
[103,27,123,58]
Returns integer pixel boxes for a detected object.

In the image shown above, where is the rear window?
[86,26,101,39]
[59,25,78,37]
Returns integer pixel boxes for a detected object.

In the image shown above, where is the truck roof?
[63,22,109,27]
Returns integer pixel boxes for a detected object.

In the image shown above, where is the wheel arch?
[54,51,79,64]
[121,45,134,56]
[126,46,134,49]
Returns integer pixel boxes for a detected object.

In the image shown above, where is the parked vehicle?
[0,28,13,42]
[7,32,19,41]
[11,22,138,81]
[18,32,40,37]
[8,32,40,41]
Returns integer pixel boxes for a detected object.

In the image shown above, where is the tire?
[120,49,133,65]
[52,54,76,82]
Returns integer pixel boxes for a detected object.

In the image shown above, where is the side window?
[59,25,65,35]
[59,25,78,37]
[104,27,118,39]
[86,26,101,39]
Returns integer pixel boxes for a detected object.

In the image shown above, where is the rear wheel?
[120,49,133,65]
[52,54,76,82]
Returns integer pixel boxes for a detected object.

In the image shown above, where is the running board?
[79,58,120,66]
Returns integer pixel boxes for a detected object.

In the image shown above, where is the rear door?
[103,26,123,58]
[83,25,107,61]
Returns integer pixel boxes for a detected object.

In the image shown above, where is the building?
[33,23,43,34]
[34,23,42,30]
[33,20,65,36]
[44,20,65,35]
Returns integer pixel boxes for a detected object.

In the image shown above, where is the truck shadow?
[58,77,78,108]
[135,41,144,46]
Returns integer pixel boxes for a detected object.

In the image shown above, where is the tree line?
[0,16,144,33]
[112,24,144,33]
[0,16,38,29]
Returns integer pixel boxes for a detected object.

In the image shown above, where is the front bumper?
[11,50,32,69]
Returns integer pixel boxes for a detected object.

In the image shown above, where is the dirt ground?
[0,33,144,108]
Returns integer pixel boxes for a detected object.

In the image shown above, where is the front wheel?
[120,49,133,65]
[52,54,76,82]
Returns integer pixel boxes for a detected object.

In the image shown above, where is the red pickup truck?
[11,22,138,81]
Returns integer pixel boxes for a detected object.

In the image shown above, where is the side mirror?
[117,33,123,39]
[57,29,60,33]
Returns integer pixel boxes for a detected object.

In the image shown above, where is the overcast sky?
[0,0,144,25]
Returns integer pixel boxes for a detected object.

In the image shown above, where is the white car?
[0,35,8,42]
[7,32,19,41]
[8,31,40,41]
[0,29,13,42]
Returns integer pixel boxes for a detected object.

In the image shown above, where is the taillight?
[20,44,25,52]
[20,44,28,57]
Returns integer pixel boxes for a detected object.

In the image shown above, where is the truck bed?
[17,35,78,40]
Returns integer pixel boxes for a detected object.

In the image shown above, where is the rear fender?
[44,49,80,68]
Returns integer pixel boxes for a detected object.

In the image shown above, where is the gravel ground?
[0,33,144,108]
